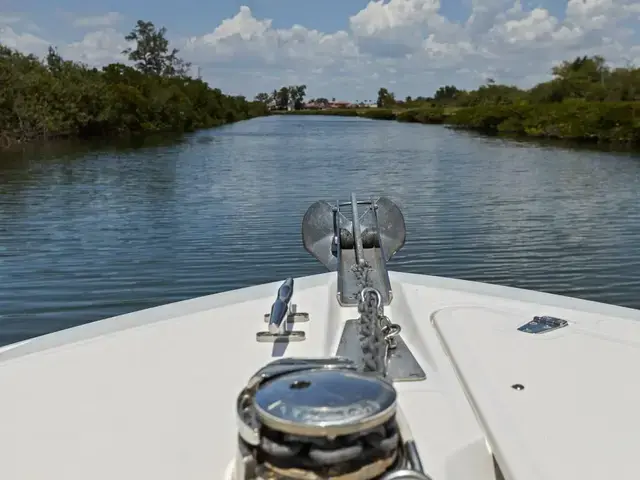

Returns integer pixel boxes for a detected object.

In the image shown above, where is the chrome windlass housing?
[253,367,397,437]
[235,357,404,479]
[236,357,358,446]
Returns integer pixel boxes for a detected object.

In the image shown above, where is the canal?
[1,115,639,346]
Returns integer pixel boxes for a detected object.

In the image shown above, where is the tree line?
[0,20,268,148]
[255,86,307,110]
[389,56,640,144]
[288,56,640,145]
[375,55,639,109]
[256,55,640,113]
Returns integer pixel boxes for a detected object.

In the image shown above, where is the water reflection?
[1,115,640,347]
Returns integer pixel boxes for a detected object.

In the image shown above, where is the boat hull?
[0,272,639,480]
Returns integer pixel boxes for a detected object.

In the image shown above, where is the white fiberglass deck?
[1,272,640,480]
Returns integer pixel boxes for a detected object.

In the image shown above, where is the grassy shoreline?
[282,102,640,146]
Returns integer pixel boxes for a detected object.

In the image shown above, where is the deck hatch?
[518,315,568,334]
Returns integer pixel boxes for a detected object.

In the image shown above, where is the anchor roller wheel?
[301,194,406,306]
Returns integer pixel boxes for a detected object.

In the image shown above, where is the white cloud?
[2,1,640,98]
[71,12,123,28]
[350,0,441,35]
[0,14,21,25]
[183,6,359,71]
[0,25,49,55]
[61,29,130,65]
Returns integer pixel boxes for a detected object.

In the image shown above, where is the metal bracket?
[336,319,426,382]
[263,304,310,324]
[257,308,307,341]
[256,279,307,343]
[256,331,306,342]
[518,315,568,334]
[256,310,307,341]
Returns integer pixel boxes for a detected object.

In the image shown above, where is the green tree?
[45,46,63,74]
[288,85,307,110]
[434,85,461,102]
[122,20,191,77]
[376,88,395,107]
[540,55,611,102]
[254,92,270,103]
[0,39,268,148]
[276,87,290,109]
[552,55,607,83]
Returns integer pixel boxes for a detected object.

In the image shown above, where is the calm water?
[1,115,640,347]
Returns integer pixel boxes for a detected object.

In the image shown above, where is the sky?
[1,0,640,100]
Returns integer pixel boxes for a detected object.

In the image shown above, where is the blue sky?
[1,1,639,99]
[8,0,568,38]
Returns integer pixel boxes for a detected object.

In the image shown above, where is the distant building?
[304,101,324,110]
[328,101,353,109]
[300,100,357,110]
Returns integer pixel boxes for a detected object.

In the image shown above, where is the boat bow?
[1,195,640,480]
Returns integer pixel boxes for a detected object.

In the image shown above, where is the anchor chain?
[352,262,401,376]
[238,266,406,478]
[237,195,433,479]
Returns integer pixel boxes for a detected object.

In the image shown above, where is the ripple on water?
[1,115,640,346]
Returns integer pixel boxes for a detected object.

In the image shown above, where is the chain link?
[242,266,405,478]
[352,262,402,376]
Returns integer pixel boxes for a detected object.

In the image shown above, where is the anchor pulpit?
[301,193,425,382]
[301,193,406,306]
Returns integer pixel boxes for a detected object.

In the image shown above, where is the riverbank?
[3,111,640,345]
[283,102,640,146]
[0,46,269,150]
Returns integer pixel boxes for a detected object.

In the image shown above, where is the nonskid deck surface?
[0,272,639,480]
